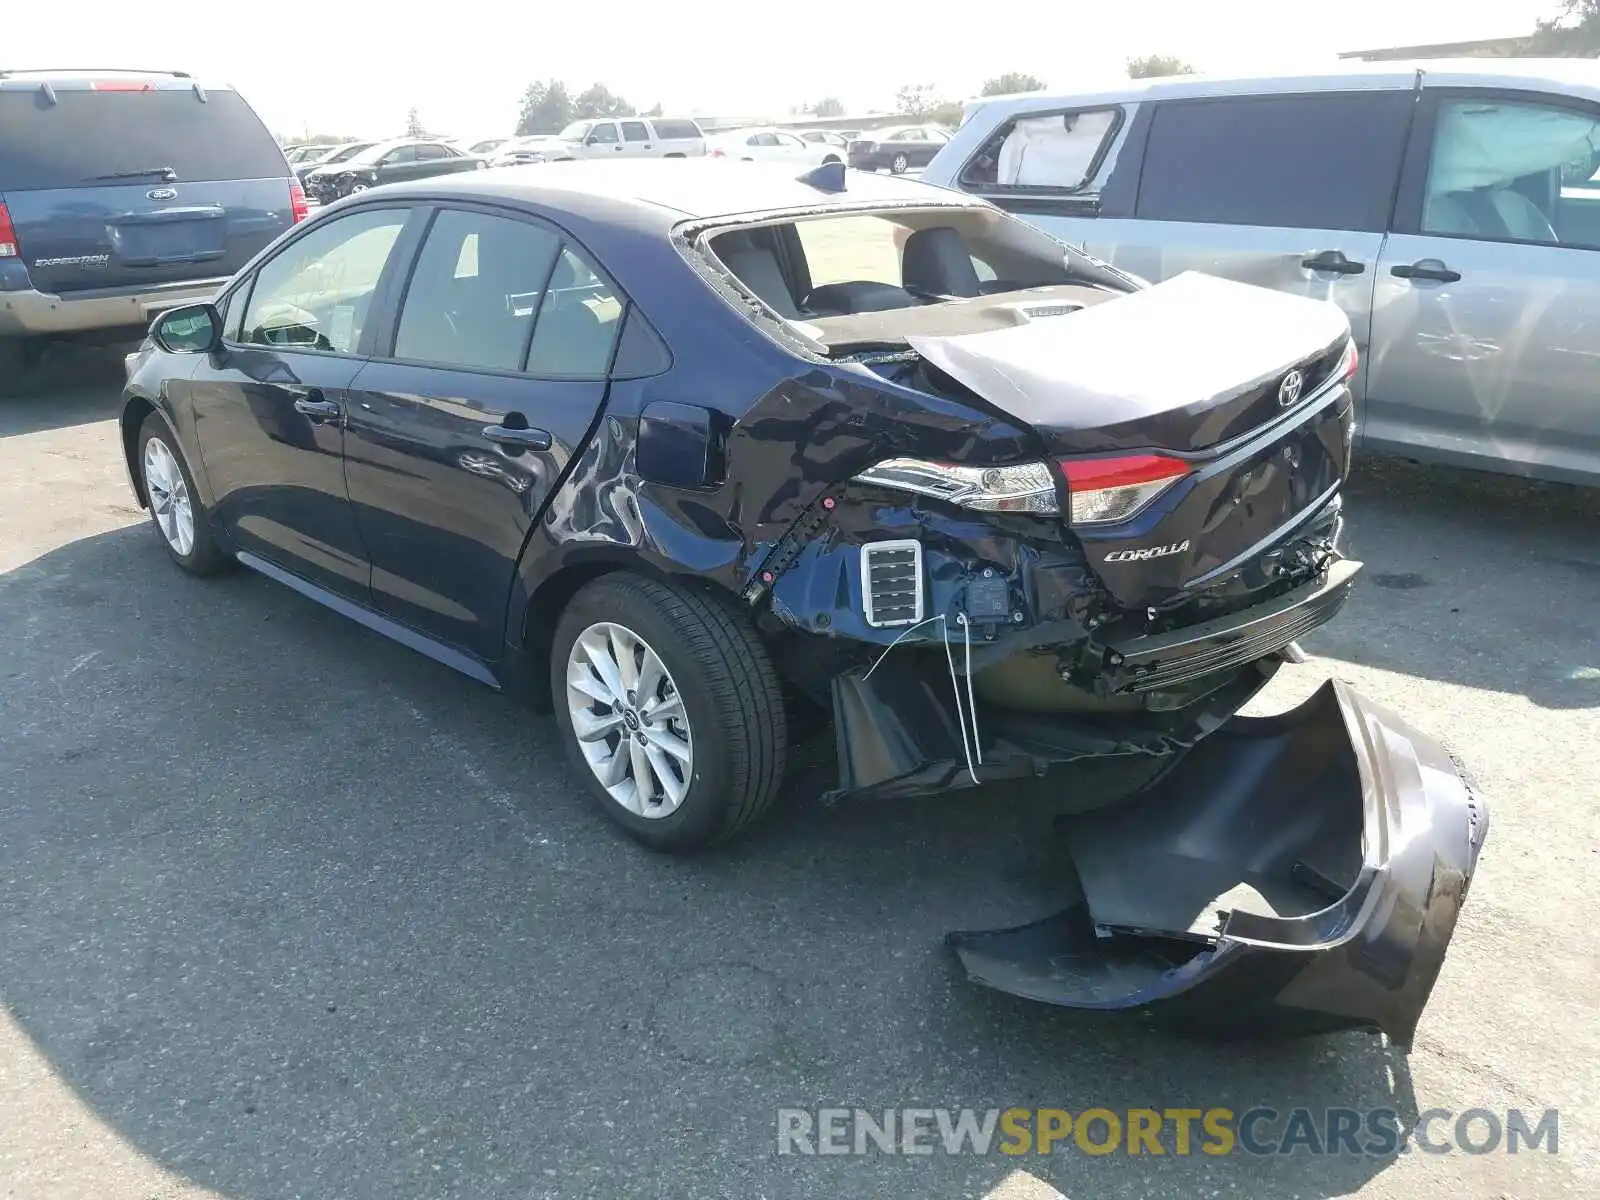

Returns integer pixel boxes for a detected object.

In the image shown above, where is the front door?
[343,206,621,660]
[186,205,414,598]
[1367,88,1600,481]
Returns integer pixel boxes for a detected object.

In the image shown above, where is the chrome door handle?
[482,423,552,451]
[292,392,342,420]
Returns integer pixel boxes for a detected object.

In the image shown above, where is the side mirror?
[151,302,222,354]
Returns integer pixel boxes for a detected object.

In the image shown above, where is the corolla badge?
[146,187,178,201]
[1104,540,1191,563]
[1278,369,1305,408]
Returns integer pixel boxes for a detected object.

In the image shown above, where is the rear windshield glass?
[651,118,702,140]
[703,208,1116,352]
[0,87,287,190]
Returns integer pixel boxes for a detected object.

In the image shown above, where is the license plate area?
[112,216,225,265]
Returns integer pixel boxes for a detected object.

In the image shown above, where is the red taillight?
[289,181,310,224]
[91,80,153,91]
[0,202,18,258]
[1060,453,1190,526]
[710,147,726,158]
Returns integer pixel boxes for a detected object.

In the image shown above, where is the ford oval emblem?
[146,187,178,201]
[1278,369,1304,408]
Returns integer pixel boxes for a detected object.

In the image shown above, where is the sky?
[9,0,1560,140]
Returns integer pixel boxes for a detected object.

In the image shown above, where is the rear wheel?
[137,413,229,576]
[551,574,788,852]
[890,152,909,174]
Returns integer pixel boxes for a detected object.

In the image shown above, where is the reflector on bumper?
[948,679,1488,1046]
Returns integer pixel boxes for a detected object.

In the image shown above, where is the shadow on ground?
[0,345,129,437]
[1302,457,1600,710]
[0,524,1424,1199]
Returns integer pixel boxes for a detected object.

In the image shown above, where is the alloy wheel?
[143,436,195,557]
[565,621,694,818]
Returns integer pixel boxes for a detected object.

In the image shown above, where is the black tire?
[890,152,909,174]
[136,412,230,576]
[550,573,788,852]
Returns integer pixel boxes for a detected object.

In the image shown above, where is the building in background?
[1338,35,1532,61]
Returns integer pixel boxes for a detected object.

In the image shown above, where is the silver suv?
[925,60,1600,486]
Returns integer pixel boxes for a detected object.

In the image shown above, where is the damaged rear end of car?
[680,186,1486,1041]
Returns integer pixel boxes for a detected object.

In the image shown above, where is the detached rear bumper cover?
[948,680,1488,1045]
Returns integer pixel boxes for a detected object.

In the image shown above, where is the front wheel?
[890,152,909,174]
[551,574,788,852]
[346,182,369,195]
[137,413,229,575]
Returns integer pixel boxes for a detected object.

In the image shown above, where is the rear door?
[414,142,472,179]
[343,206,623,660]
[914,126,950,166]
[0,79,292,295]
[1367,86,1600,481]
[619,120,654,157]
[373,144,420,185]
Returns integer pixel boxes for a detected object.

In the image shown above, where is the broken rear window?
[701,207,1116,352]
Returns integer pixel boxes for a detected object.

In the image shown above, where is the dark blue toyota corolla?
[121,159,1486,1043]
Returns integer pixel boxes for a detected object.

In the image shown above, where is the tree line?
[510,65,1203,137]
[517,81,664,135]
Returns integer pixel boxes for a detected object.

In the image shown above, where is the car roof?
[967,58,1600,116]
[0,68,229,92]
[371,158,986,226]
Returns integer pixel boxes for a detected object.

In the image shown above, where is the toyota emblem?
[146,187,178,201]
[1278,369,1304,408]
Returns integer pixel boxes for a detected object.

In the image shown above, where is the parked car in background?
[293,141,377,185]
[302,138,485,202]
[549,116,706,159]
[707,126,844,166]
[799,130,851,152]
[847,125,952,173]
[489,135,566,166]
[0,67,304,383]
[285,143,337,164]
[927,60,1600,486]
[118,159,1483,1045]
[465,137,510,156]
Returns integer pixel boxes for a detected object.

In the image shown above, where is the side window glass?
[394,209,562,371]
[240,208,408,353]
[1135,92,1412,231]
[963,109,1119,190]
[383,146,417,165]
[589,123,620,145]
[621,121,650,143]
[1426,98,1600,248]
[526,246,623,377]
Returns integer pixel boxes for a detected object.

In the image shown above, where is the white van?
[550,117,707,160]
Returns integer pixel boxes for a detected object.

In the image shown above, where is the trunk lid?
[908,272,1354,608]
[0,80,292,294]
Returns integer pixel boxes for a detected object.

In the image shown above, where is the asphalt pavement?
[1,348,1596,1199]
